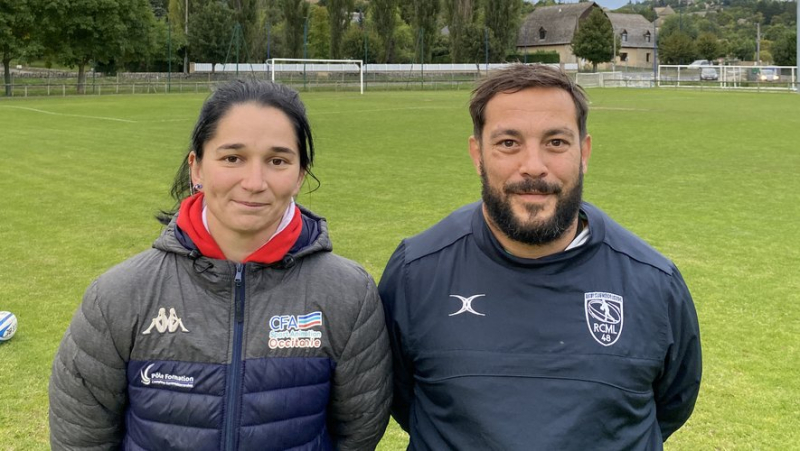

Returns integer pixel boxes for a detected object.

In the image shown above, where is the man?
[378,64,701,450]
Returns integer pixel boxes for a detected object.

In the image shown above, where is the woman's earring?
[190,183,203,195]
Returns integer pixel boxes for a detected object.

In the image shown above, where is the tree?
[771,31,796,66]
[571,8,616,72]
[308,5,331,59]
[340,22,379,62]
[260,0,285,61]
[659,14,700,41]
[484,0,523,62]
[444,0,479,63]
[409,0,441,63]
[0,0,40,96]
[658,31,697,64]
[371,0,399,62]
[696,32,721,61]
[327,0,354,58]
[228,0,260,62]
[41,0,157,93]
[280,0,309,58]
[729,36,755,61]
[188,0,235,70]
[168,0,191,72]
[459,22,502,65]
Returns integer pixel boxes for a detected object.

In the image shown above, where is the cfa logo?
[268,311,323,350]
[448,294,486,317]
[142,307,190,335]
[585,292,624,346]
[269,311,322,331]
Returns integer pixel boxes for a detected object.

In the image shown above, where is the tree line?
[2,0,796,95]
[617,0,796,66]
[1,0,527,95]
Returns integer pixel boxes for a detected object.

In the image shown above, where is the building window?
[621,31,628,42]
[539,27,546,40]
[645,31,651,43]
[646,52,651,63]
[620,52,628,62]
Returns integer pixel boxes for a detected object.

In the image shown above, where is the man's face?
[469,87,591,246]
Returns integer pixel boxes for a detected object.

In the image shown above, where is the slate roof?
[607,13,655,49]
[517,2,598,47]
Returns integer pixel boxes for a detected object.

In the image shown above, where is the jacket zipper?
[224,263,246,451]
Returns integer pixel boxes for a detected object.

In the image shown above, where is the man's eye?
[550,139,566,147]
[500,140,516,148]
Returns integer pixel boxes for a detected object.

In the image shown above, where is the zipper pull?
[234,264,244,323]
[235,263,243,287]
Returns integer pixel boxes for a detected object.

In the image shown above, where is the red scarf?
[176,193,302,264]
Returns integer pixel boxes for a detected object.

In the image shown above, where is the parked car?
[700,67,719,81]
[688,59,711,68]
[759,67,780,82]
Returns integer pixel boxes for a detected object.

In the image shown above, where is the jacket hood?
[152,204,332,267]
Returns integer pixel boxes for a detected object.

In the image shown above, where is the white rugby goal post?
[266,58,364,94]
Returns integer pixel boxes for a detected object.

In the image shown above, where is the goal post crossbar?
[266,58,364,94]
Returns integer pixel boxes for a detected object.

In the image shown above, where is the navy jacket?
[379,202,701,450]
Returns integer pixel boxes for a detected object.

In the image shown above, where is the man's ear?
[469,136,483,176]
[580,134,592,174]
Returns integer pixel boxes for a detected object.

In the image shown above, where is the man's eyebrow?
[488,129,524,140]
[542,128,577,139]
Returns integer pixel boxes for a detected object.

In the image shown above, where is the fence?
[657,65,798,92]
[3,63,798,98]
[1,81,221,98]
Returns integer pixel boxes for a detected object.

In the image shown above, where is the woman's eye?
[271,158,285,166]
[223,155,239,163]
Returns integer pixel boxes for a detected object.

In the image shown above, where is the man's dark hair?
[469,64,590,141]
[158,79,316,224]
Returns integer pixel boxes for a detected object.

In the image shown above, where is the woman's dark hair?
[158,79,317,224]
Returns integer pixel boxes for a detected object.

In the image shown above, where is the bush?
[506,51,560,64]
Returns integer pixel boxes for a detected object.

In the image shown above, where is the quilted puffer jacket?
[49,206,391,450]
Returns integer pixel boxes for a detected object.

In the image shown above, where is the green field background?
[1,88,798,450]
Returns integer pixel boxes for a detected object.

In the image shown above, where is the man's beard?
[481,164,583,246]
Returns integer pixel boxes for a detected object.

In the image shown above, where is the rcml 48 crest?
[585,292,624,346]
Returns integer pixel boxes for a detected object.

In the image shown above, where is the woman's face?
[189,103,305,244]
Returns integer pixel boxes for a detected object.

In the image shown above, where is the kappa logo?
[585,292,624,346]
[140,363,195,389]
[142,307,190,335]
[448,294,486,317]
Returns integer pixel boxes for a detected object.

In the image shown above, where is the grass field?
[1,87,799,450]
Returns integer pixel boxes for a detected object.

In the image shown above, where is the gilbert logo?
[142,307,190,335]
[448,294,486,317]
[585,292,624,346]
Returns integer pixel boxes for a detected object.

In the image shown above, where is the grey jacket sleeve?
[377,242,414,433]
[49,281,128,450]
[328,277,392,451]
[655,267,702,441]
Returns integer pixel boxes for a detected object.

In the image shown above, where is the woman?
[49,80,391,451]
